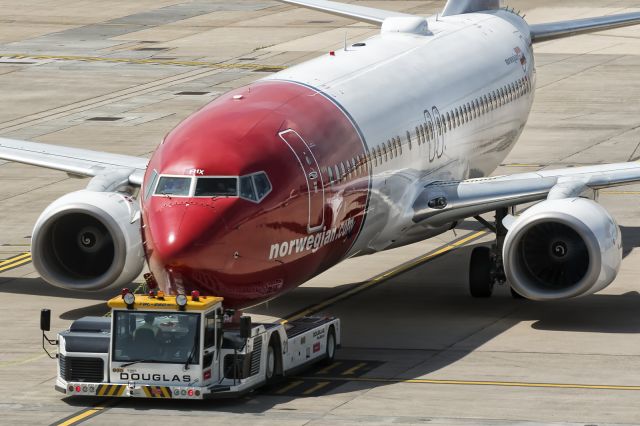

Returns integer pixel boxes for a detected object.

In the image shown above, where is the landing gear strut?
[469,208,509,298]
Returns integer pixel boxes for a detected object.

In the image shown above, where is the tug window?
[155,176,192,196]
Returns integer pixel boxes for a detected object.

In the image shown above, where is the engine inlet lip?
[31,204,126,291]
[504,212,601,301]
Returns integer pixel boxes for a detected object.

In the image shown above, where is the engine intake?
[503,198,621,300]
[31,190,144,291]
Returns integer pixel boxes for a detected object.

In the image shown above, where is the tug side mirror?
[40,309,51,332]
[239,316,252,339]
[40,308,57,359]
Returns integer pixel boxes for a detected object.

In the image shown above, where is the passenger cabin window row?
[151,171,272,202]
[322,75,532,185]
[326,153,370,186]
[442,75,532,134]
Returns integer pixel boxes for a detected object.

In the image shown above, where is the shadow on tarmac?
[3,227,640,413]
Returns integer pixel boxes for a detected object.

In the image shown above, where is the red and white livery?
[2,0,640,306]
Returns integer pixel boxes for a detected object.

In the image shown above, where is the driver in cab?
[134,314,160,343]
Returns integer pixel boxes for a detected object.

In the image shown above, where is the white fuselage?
[268,10,536,255]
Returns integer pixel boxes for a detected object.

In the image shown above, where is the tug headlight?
[123,292,135,307]
[176,294,187,309]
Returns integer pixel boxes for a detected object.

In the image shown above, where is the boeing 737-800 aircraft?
[1,0,640,308]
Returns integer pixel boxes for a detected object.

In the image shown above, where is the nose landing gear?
[469,207,521,298]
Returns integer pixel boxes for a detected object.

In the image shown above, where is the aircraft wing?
[275,0,414,24]
[0,137,148,185]
[530,11,640,43]
[413,162,640,226]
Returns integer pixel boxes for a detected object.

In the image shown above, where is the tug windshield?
[112,311,200,365]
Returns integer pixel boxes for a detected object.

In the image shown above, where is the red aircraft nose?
[146,200,231,284]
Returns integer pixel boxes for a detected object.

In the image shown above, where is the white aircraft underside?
[1,0,640,305]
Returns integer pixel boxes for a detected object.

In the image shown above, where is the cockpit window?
[195,177,238,197]
[239,172,272,202]
[239,176,257,201]
[155,176,192,196]
[254,172,271,199]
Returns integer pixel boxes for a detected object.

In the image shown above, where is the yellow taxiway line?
[292,375,640,391]
[281,230,487,324]
[54,405,109,426]
[0,252,32,272]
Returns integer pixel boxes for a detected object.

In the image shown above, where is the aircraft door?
[278,129,325,233]
[424,110,436,162]
[431,107,444,158]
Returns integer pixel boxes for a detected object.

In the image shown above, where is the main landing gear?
[469,207,522,299]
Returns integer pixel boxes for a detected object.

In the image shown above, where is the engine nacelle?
[31,190,145,291]
[503,198,622,301]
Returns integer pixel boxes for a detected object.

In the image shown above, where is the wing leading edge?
[0,137,148,185]
[530,11,640,42]
[275,0,414,24]
[413,162,640,226]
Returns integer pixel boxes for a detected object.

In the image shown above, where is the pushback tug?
[41,289,339,399]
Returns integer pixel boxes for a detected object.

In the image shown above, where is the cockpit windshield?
[151,172,271,201]
[112,311,200,365]
[154,176,192,196]
[194,177,238,197]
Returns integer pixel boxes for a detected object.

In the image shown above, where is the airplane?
[1,0,640,309]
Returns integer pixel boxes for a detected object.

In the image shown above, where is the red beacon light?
[191,290,200,302]
[329,51,335,56]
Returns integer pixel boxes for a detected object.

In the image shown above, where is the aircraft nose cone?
[147,201,228,266]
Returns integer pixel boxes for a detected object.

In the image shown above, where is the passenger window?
[446,112,451,130]
[155,176,192,196]
[334,165,341,180]
[397,137,402,155]
[327,166,334,184]
[144,169,159,200]
[406,131,412,150]
[340,162,346,178]
[195,177,238,197]
[351,158,357,175]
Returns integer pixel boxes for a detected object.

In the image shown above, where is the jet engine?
[31,190,145,291]
[503,198,622,301]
